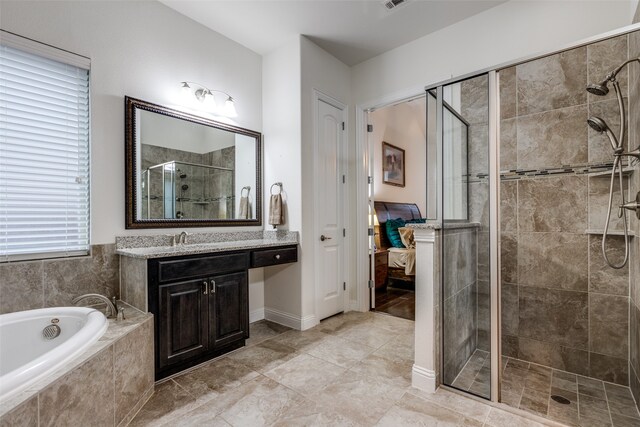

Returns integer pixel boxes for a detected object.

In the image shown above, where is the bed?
[373,201,423,287]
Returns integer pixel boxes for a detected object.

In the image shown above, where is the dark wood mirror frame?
[125,96,262,229]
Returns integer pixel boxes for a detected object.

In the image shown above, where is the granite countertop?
[116,230,299,259]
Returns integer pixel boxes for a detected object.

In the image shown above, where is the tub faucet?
[72,293,118,319]
[178,231,189,245]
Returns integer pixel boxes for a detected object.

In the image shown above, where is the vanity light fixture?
[180,81,238,118]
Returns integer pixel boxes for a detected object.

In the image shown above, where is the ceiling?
[160,0,505,66]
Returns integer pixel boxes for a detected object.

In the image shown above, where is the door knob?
[320,235,332,241]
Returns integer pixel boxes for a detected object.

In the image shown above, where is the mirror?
[125,97,262,229]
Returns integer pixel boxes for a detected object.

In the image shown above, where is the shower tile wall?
[141,145,235,219]
[499,33,633,386]
[461,76,491,356]
[442,227,478,385]
[629,29,640,410]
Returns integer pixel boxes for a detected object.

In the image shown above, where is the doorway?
[367,96,426,321]
[314,91,348,321]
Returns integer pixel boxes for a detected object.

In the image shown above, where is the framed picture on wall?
[382,141,405,187]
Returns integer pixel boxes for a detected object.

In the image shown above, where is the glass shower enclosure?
[427,72,498,401]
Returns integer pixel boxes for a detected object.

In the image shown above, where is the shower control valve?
[619,192,640,220]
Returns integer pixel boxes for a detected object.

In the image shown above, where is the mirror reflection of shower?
[586,56,640,269]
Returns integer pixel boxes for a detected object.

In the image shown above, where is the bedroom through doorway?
[367,95,427,321]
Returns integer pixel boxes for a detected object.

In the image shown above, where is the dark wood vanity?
[119,241,298,380]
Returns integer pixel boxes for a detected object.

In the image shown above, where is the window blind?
[0,36,90,262]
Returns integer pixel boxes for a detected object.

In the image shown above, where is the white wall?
[0,0,263,244]
[234,134,257,219]
[300,36,351,323]
[370,98,427,216]
[351,0,631,106]
[262,37,304,319]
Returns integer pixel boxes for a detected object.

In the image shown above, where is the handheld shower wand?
[586,56,640,269]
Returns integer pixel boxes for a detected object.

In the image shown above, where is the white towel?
[238,196,250,219]
[269,194,283,226]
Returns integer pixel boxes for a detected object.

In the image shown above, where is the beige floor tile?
[368,312,415,334]
[227,340,297,373]
[209,376,305,427]
[485,407,550,427]
[408,387,491,423]
[245,320,291,347]
[310,370,406,425]
[306,335,375,368]
[348,353,412,389]
[263,353,346,396]
[271,398,362,427]
[129,380,199,427]
[373,333,414,362]
[335,323,398,348]
[376,392,483,426]
[315,312,373,335]
[267,328,331,352]
[172,357,260,402]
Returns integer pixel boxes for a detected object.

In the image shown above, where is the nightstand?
[374,249,388,289]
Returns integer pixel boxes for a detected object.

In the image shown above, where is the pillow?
[406,218,427,224]
[385,218,406,248]
[398,227,415,249]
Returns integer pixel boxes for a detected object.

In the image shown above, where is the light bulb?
[223,97,238,118]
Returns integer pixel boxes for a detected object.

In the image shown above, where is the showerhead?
[587,116,609,133]
[588,116,620,151]
[586,81,609,96]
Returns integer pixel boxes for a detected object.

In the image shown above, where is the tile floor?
[130,312,569,426]
[373,286,415,320]
[452,349,640,427]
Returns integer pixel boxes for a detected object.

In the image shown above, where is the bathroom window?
[0,32,90,262]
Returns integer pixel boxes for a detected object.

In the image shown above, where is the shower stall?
[425,26,640,425]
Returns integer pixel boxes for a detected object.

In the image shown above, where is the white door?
[316,96,345,321]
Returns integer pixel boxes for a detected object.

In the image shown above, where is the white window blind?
[0,34,90,262]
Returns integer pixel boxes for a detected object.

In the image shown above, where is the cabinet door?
[209,271,248,348]
[158,278,209,369]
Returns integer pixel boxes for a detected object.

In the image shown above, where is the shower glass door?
[438,74,493,400]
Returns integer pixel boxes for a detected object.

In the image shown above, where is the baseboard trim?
[300,314,318,331]
[263,308,302,330]
[249,308,265,323]
[412,364,436,393]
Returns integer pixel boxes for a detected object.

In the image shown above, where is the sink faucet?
[178,231,189,245]
[72,293,118,319]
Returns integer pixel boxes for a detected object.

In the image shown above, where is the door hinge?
[368,228,374,236]
[343,282,346,291]
[342,174,345,184]
[368,176,372,184]
[368,280,374,289]
[343,228,346,237]
[342,122,345,130]
[367,124,373,132]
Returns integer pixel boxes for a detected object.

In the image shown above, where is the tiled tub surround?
[0,304,154,426]
[0,244,119,315]
[117,230,298,312]
[498,32,637,391]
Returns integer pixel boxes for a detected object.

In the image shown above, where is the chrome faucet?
[72,293,118,319]
[178,231,189,245]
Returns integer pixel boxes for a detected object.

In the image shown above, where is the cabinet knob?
[202,281,208,295]
[210,280,216,293]
[275,254,281,260]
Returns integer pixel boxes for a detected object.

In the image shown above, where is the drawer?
[157,253,248,283]
[250,246,297,268]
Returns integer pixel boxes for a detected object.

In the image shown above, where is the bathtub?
[0,307,107,401]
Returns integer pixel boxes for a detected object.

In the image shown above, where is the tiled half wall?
[499,32,638,388]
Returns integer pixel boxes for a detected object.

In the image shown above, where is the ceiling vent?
[383,0,407,10]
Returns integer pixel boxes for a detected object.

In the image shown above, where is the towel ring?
[270,182,282,195]
[241,186,250,198]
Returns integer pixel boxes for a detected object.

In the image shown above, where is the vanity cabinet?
[144,245,297,380]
